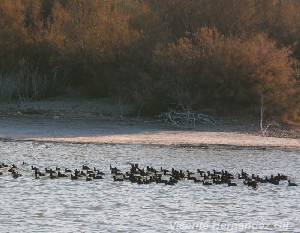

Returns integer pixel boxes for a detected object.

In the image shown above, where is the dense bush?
[0,0,300,122]
[152,28,297,117]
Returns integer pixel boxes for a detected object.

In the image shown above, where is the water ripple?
[0,141,299,232]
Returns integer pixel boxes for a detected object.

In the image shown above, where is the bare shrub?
[0,63,60,101]
[159,110,216,129]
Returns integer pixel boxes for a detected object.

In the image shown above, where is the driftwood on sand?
[159,111,216,128]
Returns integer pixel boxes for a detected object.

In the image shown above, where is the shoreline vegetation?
[1,1,300,125]
[0,97,300,150]
[1,1,300,149]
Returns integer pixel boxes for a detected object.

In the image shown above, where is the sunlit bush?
[152,27,297,118]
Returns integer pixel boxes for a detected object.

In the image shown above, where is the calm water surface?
[0,141,299,233]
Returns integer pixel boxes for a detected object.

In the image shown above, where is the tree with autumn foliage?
[153,28,297,117]
[0,0,300,122]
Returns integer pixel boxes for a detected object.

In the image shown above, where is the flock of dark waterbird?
[0,162,298,189]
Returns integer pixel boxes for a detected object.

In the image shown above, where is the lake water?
[0,141,299,233]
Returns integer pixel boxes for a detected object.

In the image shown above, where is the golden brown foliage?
[154,28,297,116]
[0,0,300,121]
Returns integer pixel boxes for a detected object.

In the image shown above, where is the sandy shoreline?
[0,98,299,150]
[24,133,300,150]
[0,115,300,150]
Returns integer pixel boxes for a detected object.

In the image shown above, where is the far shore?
[0,98,300,150]
[20,131,300,151]
[0,115,300,151]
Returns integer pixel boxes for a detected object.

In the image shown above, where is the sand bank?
[0,115,299,150]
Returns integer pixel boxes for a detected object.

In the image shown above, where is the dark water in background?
[0,141,299,233]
